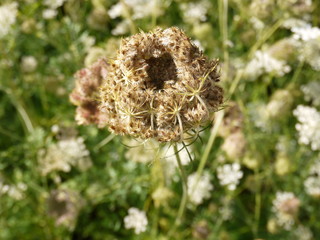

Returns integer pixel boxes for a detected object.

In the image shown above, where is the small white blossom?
[187,172,213,205]
[42,9,58,19]
[0,182,27,200]
[124,139,159,163]
[304,158,320,197]
[221,131,246,159]
[301,81,320,107]
[247,102,269,131]
[293,105,320,151]
[250,17,265,30]
[108,0,163,20]
[38,137,92,176]
[44,0,66,9]
[282,18,310,29]
[21,56,38,73]
[0,2,18,38]
[244,51,291,80]
[124,208,148,234]
[292,25,320,42]
[180,0,210,23]
[272,192,300,230]
[111,20,130,36]
[217,163,243,191]
[293,225,313,240]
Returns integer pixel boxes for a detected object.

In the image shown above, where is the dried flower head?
[71,27,223,142]
[47,189,84,230]
[70,58,109,127]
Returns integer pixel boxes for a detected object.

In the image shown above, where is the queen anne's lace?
[0,2,18,38]
[293,105,320,151]
[187,172,213,205]
[217,163,243,191]
[124,208,148,234]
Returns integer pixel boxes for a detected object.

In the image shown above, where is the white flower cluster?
[293,225,313,240]
[124,139,159,163]
[301,81,320,107]
[292,25,320,41]
[124,208,148,234]
[291,25,320,71]
[21,56,38,73]
[0,182,27,200]
[293,105,320,151]
[180,0,210,23]
[187,172,213,205]
[244,51,291,80]
[282,18,309,30]
[247,102,269,131]
[43,0,67,19]
[272,192,300,230]
[0,2,18,38]
[108,0,164,35]
[217,163,243,191]
[304,158,320,197]
[38,137,92,176]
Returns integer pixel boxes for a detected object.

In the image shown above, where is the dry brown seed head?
[70,27,224,142]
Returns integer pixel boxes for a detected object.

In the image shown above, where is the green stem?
[253,167,262,237]
[120,0,137,34]
[0,87,34,134]
[249,18,284,58]
[168,143,188,237]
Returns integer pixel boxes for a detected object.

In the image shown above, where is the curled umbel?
[70,27,223,142]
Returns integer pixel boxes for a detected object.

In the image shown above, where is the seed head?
[71,27,223,142]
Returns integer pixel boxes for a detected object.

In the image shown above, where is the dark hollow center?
[146,53,177,89]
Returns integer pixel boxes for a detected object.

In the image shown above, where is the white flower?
[108,2,122,19]
[108,0,163,21]
[272,192,300,230]
[180,0,210,23]
[250,17,265,30]
[301,81,320,107]
[293,225,313,240]
[42,9,57,19]
[0,2,18,38]
[44,0,66,9]
[282,18,310,29]
[304,177,320,197]
[244,51,291,80]
[0,181,27,200]
[304,158,320,197]
[38,137,92,176]
[187,172,213,205]
[111,20,130,36]
[217,163,243,191]
[124,208,148,234]
[292,25,320,42]
[21,56,38,73]
[221,131,246,159]
[293,105,320,151]
[124,139,159,163]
